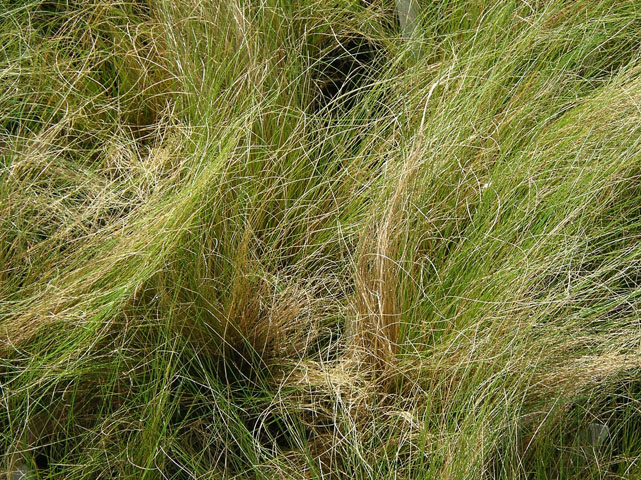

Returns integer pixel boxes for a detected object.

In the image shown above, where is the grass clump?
[2,0,641,478]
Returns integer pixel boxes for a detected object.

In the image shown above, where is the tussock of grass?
[2,0,641,478]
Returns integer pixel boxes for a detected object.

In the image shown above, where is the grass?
[2,0,641,478]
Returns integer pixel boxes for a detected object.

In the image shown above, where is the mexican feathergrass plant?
[2,0,641,478]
